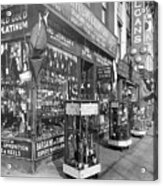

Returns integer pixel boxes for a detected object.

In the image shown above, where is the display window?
[36,45,79,140]
[1,40,32,139]
[132,107,147,132]
[64,101,100,171]
[109,102,130,141]
[1,40,79,141]
[80,60,94,100]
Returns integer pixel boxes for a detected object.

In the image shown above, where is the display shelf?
[63,163,101,179]
[108,101,132,149]
[108,138,132,148]
[131,129,147,137]
[63,100,101,178]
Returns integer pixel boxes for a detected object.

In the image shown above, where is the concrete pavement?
[1,127,155,180]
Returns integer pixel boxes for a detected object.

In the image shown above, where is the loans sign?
[132,2,145,49]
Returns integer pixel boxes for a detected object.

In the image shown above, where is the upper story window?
[101,2,107,24]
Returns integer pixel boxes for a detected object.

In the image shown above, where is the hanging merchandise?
[29,11,49,83]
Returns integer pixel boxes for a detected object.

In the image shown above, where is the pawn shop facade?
[1,4,117,173]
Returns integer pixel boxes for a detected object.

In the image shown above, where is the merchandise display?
[63,100,101,179]
[131,106,147,137]
[108,101,132,148]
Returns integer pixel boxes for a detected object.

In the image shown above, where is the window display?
[80,60,94,100]
[131,106,147,137]
[63,100,101,179]
[96,65,113,135]
[36,45,79,140]
[108,101,132,148]
[1,40,79,161]
[1,41,32,139]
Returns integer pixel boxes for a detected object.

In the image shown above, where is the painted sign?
[97,66,112,80]
[66,102,80,115]
[36,135,64,159]
[132,2,145,49]
[47,3,117,57]
[94,52,112,66]
[1,139,32,159]
[118,61,129,79]
[1,6,29,39]
[80,103,99,116]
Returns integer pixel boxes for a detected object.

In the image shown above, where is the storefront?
[1,4,117,173]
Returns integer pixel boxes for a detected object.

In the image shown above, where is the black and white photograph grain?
[1,1,158,180]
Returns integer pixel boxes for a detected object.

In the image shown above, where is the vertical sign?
[132,2,145,50]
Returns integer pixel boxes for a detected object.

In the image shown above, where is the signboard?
[81,103,99,116]
[132,2,145,50]
[94,52,112,66]
[81,46,93,62]
[1,139,32,159]
[47,3,117,57]
[66,103,80,115]
[1,6,30,39]
[118,61,129,79]
[47,25,81,56]
[36,135,64,159]
[97,66,112,80]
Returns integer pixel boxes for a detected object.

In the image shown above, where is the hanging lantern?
[130,48,137,56]
[140,46,147,55]
[134,55,142,63]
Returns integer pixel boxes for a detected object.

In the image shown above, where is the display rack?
[108,101,132,148]
[131,107,147,137]
[63,100,101,179]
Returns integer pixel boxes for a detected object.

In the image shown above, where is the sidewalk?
[99,126,154,180]
[1,127,154,180]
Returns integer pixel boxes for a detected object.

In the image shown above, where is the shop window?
[1,40,32,139]
[36,45,79,139]
[80,60,94,100]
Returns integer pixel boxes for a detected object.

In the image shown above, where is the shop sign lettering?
[81,103,99,116]
[49,3,117,56]
[81,46,93,61]
[94,52,112,66]
[97,66,112,80]
[1,139,32,159]
[1,8,28,35]
[36,136,64,158]
[132,2,145,48]
[47,27,74,49]
[118,61,129,79]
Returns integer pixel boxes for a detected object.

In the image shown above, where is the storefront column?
[118,78,123,101]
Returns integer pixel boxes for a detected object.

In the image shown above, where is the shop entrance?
[80,60,95,100]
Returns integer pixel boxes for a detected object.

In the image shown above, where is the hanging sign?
[118,61,129,79]
[132,2,145,50]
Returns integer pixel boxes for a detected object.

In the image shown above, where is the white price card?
[81,103,99,116]
[66,103,80,115]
